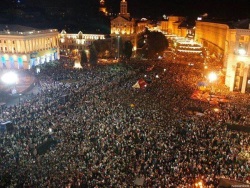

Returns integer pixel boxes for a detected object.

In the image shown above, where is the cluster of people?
[0,58,249,187]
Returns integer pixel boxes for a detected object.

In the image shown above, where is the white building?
[0,24,60,69]
[59,30,106,56]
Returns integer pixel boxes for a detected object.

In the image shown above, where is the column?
[229,64,236,91]
[16,40,20,53]
[41,38,44,50]
[24,40,27,53]
[28,40,31,52]
[241,65,249,93]
[248,38,250,55]
[235,34,240,53]
[32,39,35,51]
[43,37,46,49]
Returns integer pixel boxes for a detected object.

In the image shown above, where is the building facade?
[59,30,106,56]
[195,20,250,93]
[159,16,186,35]
[110,0,146,56]
[99,0,108,16]
[0,25,59,69]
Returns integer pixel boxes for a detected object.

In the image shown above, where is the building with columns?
[0,24,59,69]
[195,19,250,93]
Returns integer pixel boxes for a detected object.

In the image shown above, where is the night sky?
[3,0,250,20]
[39,0,250,20]
[107,0,250,19]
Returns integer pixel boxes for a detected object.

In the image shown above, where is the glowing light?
[36,67,40,74]
[1,72,18,84]
[195,180,204,188]
[208,72,217,82]
[214,108,220,112]
[238,48,246,56]
[73,59,82,69]
[156,75,159,78]
[164,69,166,72]
[49,128,52,133]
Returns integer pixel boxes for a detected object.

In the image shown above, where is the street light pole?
[117,35,120,59]
[19,93,22,107]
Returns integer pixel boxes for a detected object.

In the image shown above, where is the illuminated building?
[159,16,186,36]
[195,19,250,93]
[0,24,59,69]
[59,30,106,56]
[110,0,146,54]
[99,0,108,16]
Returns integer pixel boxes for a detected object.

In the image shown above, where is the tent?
[132,79,148,89]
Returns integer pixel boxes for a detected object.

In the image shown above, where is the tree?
[93,39,111,58]
[147,31,169,58]
[123,40,133,60]
[89,45,98,66]
[80,50,88,67]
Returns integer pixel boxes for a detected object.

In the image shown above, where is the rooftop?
[0,24,58,35]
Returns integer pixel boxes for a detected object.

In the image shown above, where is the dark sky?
[106,0,250,19]
[12,0,250,20]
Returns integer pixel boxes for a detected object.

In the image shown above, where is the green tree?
[80,50,88,67]
[123,40,133,60]
[147,31,169,58]
[93,39,111,58]
[89,45,98,66]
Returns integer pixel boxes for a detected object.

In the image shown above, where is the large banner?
[191,90,229,105]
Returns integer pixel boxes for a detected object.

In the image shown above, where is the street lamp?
[208,72,218,94]
[1,71,19,94]
[117,35,120,59]
[238,48,246,56]
[18,93,22,106]
[1,72,18,85]
[208,72,217,83]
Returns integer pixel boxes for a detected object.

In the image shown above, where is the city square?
[0,0,250,187]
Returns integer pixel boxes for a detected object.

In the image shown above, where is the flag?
[132,81,140,88]
[146,65,154,72]
[138,79,148,88]
[132,79,148,89]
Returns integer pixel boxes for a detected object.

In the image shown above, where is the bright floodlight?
[49,128,53,133]
[208,72,217,82]
[1,72,18,84]
[238,48,246,56]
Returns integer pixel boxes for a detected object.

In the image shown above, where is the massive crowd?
[0,58,250,187]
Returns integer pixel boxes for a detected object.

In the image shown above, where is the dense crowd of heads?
[0,59,249,187]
